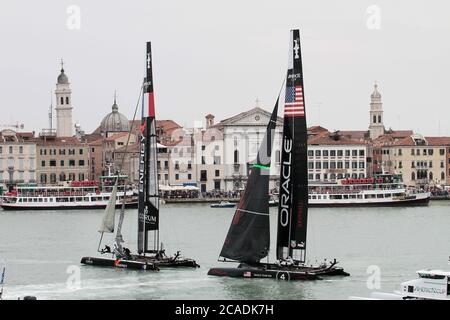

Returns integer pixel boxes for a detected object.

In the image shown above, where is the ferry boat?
[308,173,430,207]
[0,175,138,211]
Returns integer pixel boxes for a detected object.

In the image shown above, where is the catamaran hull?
[0,202,138,211]
[208,262,349,280]
[80,256,159,270]
[208,266,320,281]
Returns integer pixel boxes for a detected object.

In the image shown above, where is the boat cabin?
[400,270,450,300]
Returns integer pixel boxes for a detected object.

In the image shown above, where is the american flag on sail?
[284,85,304,117]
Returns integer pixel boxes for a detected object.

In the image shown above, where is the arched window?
[234,150,239,164]
[373,115,377,123]
[337,173,343,179]
[441,172,445,181]
[429,172,433,180]
[60,172,66,181]
[378,115,381,123]
[330,174,336,180]
[60,97,64,105]
[65,97,69,104]
[411,172,416,180]
[50,173,57,184]
[40,174,47,184]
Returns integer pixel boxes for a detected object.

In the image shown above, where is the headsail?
[276,29,309,263]
[138,41,160,254]
[98,180,118,233]
[219,99,279,263]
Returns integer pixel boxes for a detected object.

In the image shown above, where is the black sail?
[276,29,309,263]
[138,42,159,254]
[219,99,279,263]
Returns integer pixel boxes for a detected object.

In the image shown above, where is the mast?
[138,42,159,254]
[219,99,279,263]
[276,29,308,263]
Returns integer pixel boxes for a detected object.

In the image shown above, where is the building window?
[187,161,192,170]
[308,174,314,180]
[234,150,239,163]
[79,160,85,166]
[157,161,161,168]
[429,161,432,168]
[308,162,314,169]
[359,162,365,169]
[164,174,169,180]
[315,150,321,157]
[345,161,350,169]
[330,173,336,180]
[399,161,403,169]
[360,150,365,156]
[201,156,205,165]
[164,161,168,169]
[50,173,57,184]
[41,160,45,167]
[323,162,329,169]
[411,161,415,168]
[352,150,357,157]
[411,172,416,180]
[441,161,444,168]
[60,160,64,166]
[60,97,64,105]
[188,173,192,180]
[60,173,66,181]
[79,149,83,155]
[330,150,336,157]
[441,172,445,180]
[201,145,205,151]
[66,97,69,104]
[200,170,207,182]
[91,148,95,153]
[423,149,427,156]
[69,160,75,166]
[352,162,357,169]
[59,149,65,155]
[40,174,47,184]
[214,156,221,165]
[214,181,221,190]
[323,150,329,157]
[411,149,415,155]
[330,162,336,169]
[337,150,343,157]
[440,149,445,156]
[337,162,343,169]
[316,162,322,169]
[175,161,180,170]
[345,150,350,157]
[315,174,320,180]
[373,115,376,123]
[308,150,313,157]
[19,146,23,154]
[9,146,13,154]
[215,170,220,177]
[429,172,433,180]
[50,160,56,167]
[378,115,381,123]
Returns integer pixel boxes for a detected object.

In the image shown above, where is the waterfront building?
[210,107,283,192]
[307,131,369,181]
[55,64,73,137]
[35,136,89,185]
[0,130,36,186]
[381,134,450,187]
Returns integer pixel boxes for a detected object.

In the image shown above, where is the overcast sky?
[1,0,449,136]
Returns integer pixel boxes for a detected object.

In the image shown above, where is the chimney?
[205,114,215,128]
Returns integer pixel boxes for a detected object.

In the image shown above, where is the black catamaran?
[208,29,349,280]
[81,42,199,270]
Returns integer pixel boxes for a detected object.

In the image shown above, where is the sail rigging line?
[236,208,269,216]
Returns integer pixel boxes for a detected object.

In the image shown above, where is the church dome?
[57,68,69,84]
[100,99,130,133]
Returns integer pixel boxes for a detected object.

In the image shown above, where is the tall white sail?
[98,181,118,233]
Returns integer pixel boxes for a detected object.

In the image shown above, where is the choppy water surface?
[1,201,449,299]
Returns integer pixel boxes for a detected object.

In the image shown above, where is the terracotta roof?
[338,130,369,141]
[308,132,368,146]
[36,136,87,146]
[392,136,450,147]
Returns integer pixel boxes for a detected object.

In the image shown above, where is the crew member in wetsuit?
[101,245,111,254]
[123,247,132,260]
[170,251,181,262]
